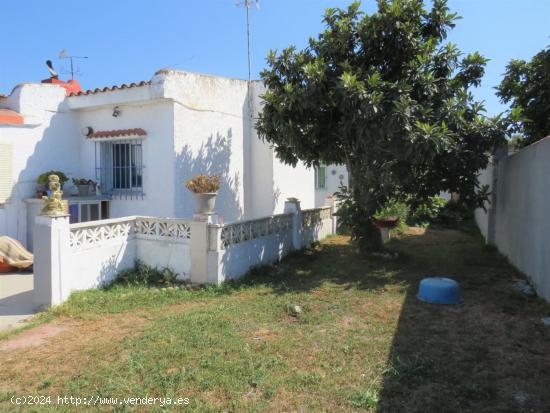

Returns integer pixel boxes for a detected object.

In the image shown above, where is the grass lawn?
[1,224,550,412]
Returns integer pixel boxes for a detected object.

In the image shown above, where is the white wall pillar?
[284,200,302,250]
[325,197,340,234]
[207,224,223,285]
[33,214,71,309]
[380,227,391,243]
[189,220,208,284]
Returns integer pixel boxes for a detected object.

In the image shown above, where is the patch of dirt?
[0,323,68,352]
[0,313,152,394]
[250,328,277,341]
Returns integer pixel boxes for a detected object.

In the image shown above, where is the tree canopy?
[497,46,550,147]
[256,0,504,252]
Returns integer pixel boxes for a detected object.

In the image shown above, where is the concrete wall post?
[284,200,302,250]
[190,212,219,284]
[33,214,71,309]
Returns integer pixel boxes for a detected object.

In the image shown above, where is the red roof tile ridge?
[88,128,147,139]
[69,80,150,97]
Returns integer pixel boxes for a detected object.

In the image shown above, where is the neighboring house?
[0,69,316,249]
[314,163,348,207]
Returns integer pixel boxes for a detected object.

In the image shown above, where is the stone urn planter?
[72,178,96,197]
[372,216,400,243]
[193,192,217,214]
[77,185,90,197]
[372,216,399,229]
[185,174,222,215]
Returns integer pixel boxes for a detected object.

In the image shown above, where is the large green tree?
[256,0,504,253]
[497,46,550,147]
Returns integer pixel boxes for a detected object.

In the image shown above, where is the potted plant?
[37,170,68,197]
[185,174,221,214]
[371,216,400,229]
[72,178,97,197]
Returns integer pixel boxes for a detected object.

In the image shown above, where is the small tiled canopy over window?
[89,128,146,199]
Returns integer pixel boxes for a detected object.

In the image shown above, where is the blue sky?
[1,0,548,116]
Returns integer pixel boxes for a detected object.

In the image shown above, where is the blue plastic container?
[417,277,463,305]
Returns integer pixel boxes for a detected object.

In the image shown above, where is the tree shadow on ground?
[238,234,417,295]
[374,227,550,412]
[237,225,550,412]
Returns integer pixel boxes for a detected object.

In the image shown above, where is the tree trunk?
[346,160,384,254]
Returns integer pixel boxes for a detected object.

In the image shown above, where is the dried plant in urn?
[185,174,221,214]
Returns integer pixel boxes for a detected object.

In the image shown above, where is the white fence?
[476,137,550,301]
[69,216,193,292]
[206,205,335,283]
[33,201,337,307]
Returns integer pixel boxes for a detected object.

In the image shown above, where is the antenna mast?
[59,50,88,80]
[246,2,251,82]
[237,0,259,83]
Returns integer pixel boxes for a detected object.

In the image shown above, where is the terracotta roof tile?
[70,80,150,97]
[0,109,24,125]
[89,128,146,139]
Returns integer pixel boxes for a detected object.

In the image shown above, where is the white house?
[0,69,343,249]
[314,163,349,207]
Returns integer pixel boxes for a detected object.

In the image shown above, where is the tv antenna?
[58,49,88,80]
[236,0,260,82]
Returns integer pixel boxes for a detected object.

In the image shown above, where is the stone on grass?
[512,280,535,296]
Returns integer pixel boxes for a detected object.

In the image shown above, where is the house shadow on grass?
[236,226,550,412]
[238,235,414,295]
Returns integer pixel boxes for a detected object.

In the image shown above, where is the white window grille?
[95,140,144,199]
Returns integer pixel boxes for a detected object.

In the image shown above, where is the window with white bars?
[95,140,144,199]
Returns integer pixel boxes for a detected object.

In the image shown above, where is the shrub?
[335,190,410,234]
[115,261,178,286]
[373,199,410,223]
[437,201,473,225]
[37,171,68,186]
[185,174,221,193]
[409,196,447,226]
[333,186,355,234]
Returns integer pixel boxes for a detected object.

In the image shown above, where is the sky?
[1,0,548,116]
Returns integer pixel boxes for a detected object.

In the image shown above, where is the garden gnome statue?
[41,174,65,216]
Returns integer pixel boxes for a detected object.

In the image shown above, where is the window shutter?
[0,144,13,203]
[315,166,326,189]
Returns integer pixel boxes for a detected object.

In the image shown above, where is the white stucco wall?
[2,70,320,245]
[475,138,550,301]
[164,70,248,223]
[474,162,494,241]
[494,138,550,300]
[214,228,294,282]
[0,84,82,246]
[315,163,349,207]
[272,158,315,214]
[248,81,316,219]
[72,98,176,219]
[70,238,136,294]
[136,237,191,280]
